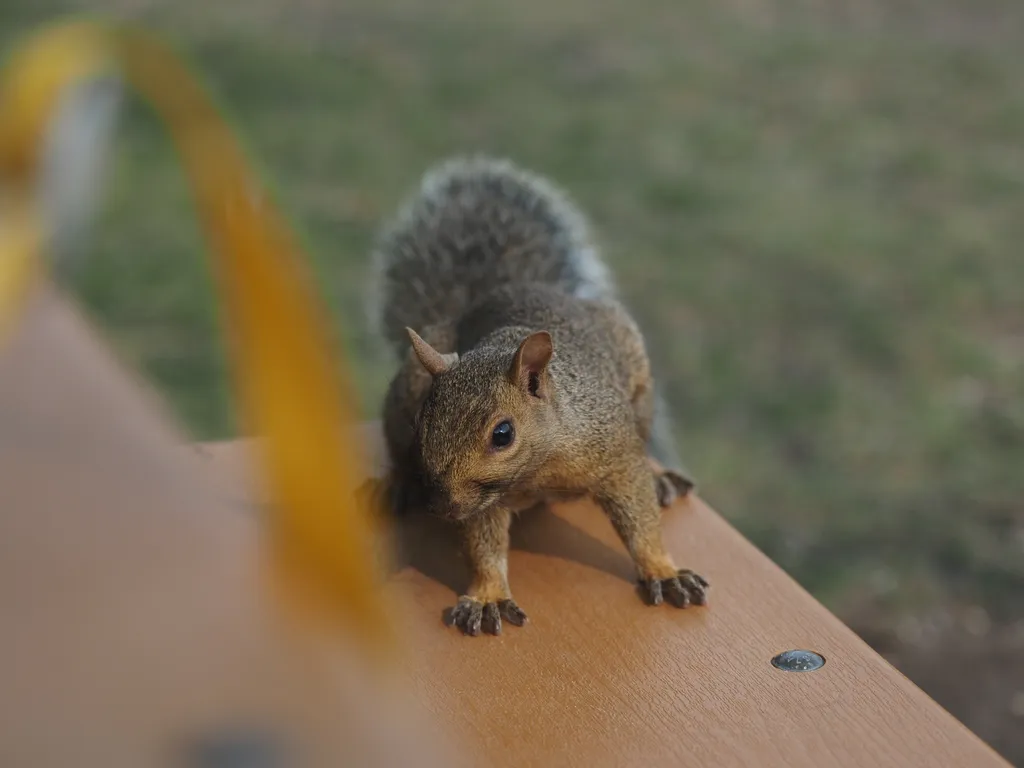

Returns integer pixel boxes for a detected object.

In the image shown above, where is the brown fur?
[369,157,707,636]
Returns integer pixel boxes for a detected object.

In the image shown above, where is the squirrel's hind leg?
[648,457,696,508]
[631,381,696,506]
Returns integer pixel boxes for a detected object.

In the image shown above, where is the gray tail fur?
[367,155,613,357]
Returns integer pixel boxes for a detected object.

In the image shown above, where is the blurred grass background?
[3,0,1023,761]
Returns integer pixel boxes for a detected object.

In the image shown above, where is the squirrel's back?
[368,155,613,356]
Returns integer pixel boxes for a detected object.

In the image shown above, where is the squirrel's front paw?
[448,596,528,636]
[639,569,709,608]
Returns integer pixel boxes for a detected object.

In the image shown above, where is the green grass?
[3,0,1024,759]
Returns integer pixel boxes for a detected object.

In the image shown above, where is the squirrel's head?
[405,327,556,521]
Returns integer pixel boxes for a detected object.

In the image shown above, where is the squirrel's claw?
[498,599,528,627]
[450,597,484,636]
[652,466,696,508]
[449,596,528,636]
[481,602,501,635]
[639,569,709,608]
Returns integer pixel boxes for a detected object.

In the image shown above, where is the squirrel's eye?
[491,420,514,449]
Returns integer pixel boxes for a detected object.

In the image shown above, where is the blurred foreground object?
[0,19,391,644]
[0,286,451,766]
[0,18,449,766]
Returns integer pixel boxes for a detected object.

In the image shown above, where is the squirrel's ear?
[405,327,454,377]
[510,331,553,398]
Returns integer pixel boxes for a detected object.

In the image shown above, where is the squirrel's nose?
[424,486,474,521]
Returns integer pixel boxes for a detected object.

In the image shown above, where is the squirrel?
[366,155,708,636]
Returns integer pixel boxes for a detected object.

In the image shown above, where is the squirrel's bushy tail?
[367,155,613,356]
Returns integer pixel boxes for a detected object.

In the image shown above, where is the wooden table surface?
[199,427,1012,765]
[0,287,1011,767]
[199,434,1012,768]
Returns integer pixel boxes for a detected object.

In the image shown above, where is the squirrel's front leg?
[449,507,528,636]
[595,456,709,608]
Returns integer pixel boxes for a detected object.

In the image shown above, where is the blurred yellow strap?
[0,21,392,652]
[0,202,42,342]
